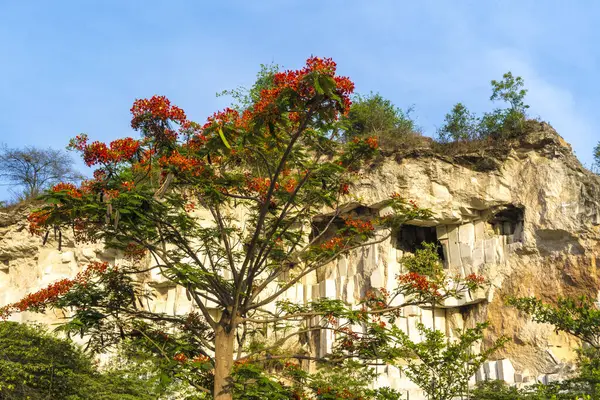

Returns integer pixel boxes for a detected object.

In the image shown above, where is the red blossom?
[130,95,187,129]
[465,273,486,285]
[77,137,141,167]
[250,56,354,124]
[0,262,110,319]
[121,181,135,191]
[339,183,350,195]
[173,353,188,363]
[27,210,50,236]
[203,107,241,129]
[283,178,298,194]
[246,176,278,197]
[343,217,374,233]
[365,136,378,149]
[52,182,82,199]
[124,243,147,262]
[320,236,345,252]
[158,152,205,176]
[192,354,210,363]
[397,272,440,296]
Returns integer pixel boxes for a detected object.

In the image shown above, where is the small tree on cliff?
[2,57,487,399]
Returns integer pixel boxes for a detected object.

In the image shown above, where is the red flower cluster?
[339,183,350,195]
[121,181,135,191]
[71,136,141,167]
[27,210,50,235]
[186,134,209,152]
[465,273,486,285]
[103,189,120,202]
[79,179,99,194]
[352,135,379,150]
[284,361,301,370]
[52,183,82,198]
[283,178,298,194]
[397,272,440,296]
[234,358,252,367]
[326,314,337,325]
[158,152,205,176]
[246,176,278,197]
[110,138,140,159]
[130,95,187,129]
[124,243,147,262]
[253,56,354,122]
[320,236,344,252]
[203,107,244,130]
[365,136,378,149]
[363,290,387,309]
[173,353,188,363]
[184,202,196,212]
[339,326,359,350]
[344,217,374,233]
[0,262,109,319]
[192,354,210,364]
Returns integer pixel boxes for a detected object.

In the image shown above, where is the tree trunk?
[213,325,235,400]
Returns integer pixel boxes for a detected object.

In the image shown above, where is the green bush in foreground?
[0,321,157,400]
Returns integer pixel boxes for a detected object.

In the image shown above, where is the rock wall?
[1,122,599,398]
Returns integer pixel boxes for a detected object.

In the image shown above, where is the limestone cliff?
[1,122,599,395]
[347,121,600,380]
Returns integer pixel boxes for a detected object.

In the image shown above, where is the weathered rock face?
[1,122,598,395]
[346,122,600,380]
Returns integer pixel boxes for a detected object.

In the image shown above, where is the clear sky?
[0,1,598,200]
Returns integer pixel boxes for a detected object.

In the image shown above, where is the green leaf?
[314,75,324,95]
[218,127,231,149]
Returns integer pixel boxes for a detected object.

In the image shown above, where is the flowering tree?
[2,57,487,399]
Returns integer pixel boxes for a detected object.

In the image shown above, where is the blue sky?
[0,1,598,200]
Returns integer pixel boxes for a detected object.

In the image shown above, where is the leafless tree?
[0,144,82,200]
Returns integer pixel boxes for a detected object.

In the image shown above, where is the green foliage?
[341,93,415,138]
[0,322,157,400]
[401,242,443,278]
[508,296,600,348]
[339,92,422,151]
[218,63,279,111]
[471,379,595,399]
[437,103,479,142]
[490,72,529,114]
[480,72,529,140]
[229,360,404,400]
[508,295,600,398]
[437,71,530,144]
[396,322,508,400]
[470,380,521,399]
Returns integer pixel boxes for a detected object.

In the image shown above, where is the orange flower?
[27,210,50,235]
[173,353,188,363]
[130,95,187,129]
